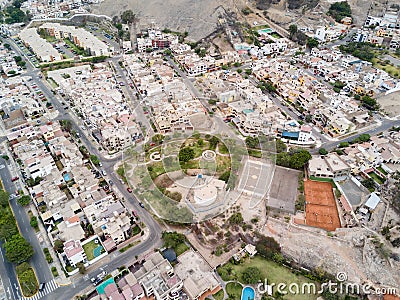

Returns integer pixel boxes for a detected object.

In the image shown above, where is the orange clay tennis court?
[304,180,341,231]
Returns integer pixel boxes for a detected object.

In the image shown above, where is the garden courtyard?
[217,256,319,300]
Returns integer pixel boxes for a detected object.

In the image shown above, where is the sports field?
[304,181,341,231]
[268,166,300,213]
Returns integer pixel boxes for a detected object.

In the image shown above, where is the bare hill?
[90,0,246,40]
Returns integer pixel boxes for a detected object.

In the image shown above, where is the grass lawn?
[368,172,385,185]
[218,143,229,154]
[216,155,231,171]
[175,243,190,256]
[213,289,224,300]
[372,58,400,78]
[180,160,200,170]
[218,256,318,300]
[248,149,262,158]
[226,282,242,299]
[63,39,88,56]
[119,241,140,253]
[377,166,388,176]
[82,239,104,261]
[131,225,141,236]
[16,263,38,297]
[271,33,282,39]
[148,161,167,179]
[252,24,270,30]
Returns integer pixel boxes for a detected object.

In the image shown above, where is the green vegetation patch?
[162,231,190,256]
[368,172,385,185]
[16,262,38,297]
[213,289,224,300]
[226,282,243,299]
[82,239,104,261]
[218,256,318,300]
[328,1,352,22]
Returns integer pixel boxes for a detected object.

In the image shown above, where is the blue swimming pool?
[241,286,255,300]
[63,173,71,181]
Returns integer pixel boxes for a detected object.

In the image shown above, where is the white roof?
[364,192,381,210]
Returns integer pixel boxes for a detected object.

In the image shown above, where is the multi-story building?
[62,240,87,267]
[132,252,182,300]
[19,28,63,62]
[40,23,113,56]
[308,153,351,179]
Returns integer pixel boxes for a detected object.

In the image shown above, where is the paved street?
[109,56,154,138]
[1,25,399,300]
[2,38,163,300]
[0,156,53,300]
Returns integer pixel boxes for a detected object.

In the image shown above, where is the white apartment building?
[19,28,62,62]
[40,23,113,57]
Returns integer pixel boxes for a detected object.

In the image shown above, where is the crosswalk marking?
[22,279,59,300]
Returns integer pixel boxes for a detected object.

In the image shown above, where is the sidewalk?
[29,203,71,286]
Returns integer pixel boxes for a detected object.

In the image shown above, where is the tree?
[276,148,311,169]
[319,148,328,155]
[338,142,349,148]
[328,1,352,22]
[275,140,287,153]
[306,38,319,50]
[361,178,375,190]
[4,234,34,264]
[151,134,164,144]
[121,10,136,24]
[265,82,277,93]
[289,24,298,38]
[339,42,375,62]
[77,262,85,274]
[289,149,312,169]
[256,234,281,259]
[90,155,100,166]
[179,147,195,163]
[30,216,38,229]
[161,231,186,249]
[209,136,219,150]
[352,133,370,144]
[17,60,26,67]
[242,267,262,284]
[60,119,72,132]
[219,171,231,183]
[17,195,31,206]
[361,95,379,110]
[53,239,64,253]
[228,212,243,225]
[0,190,9,208]
[245,136,259,149]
